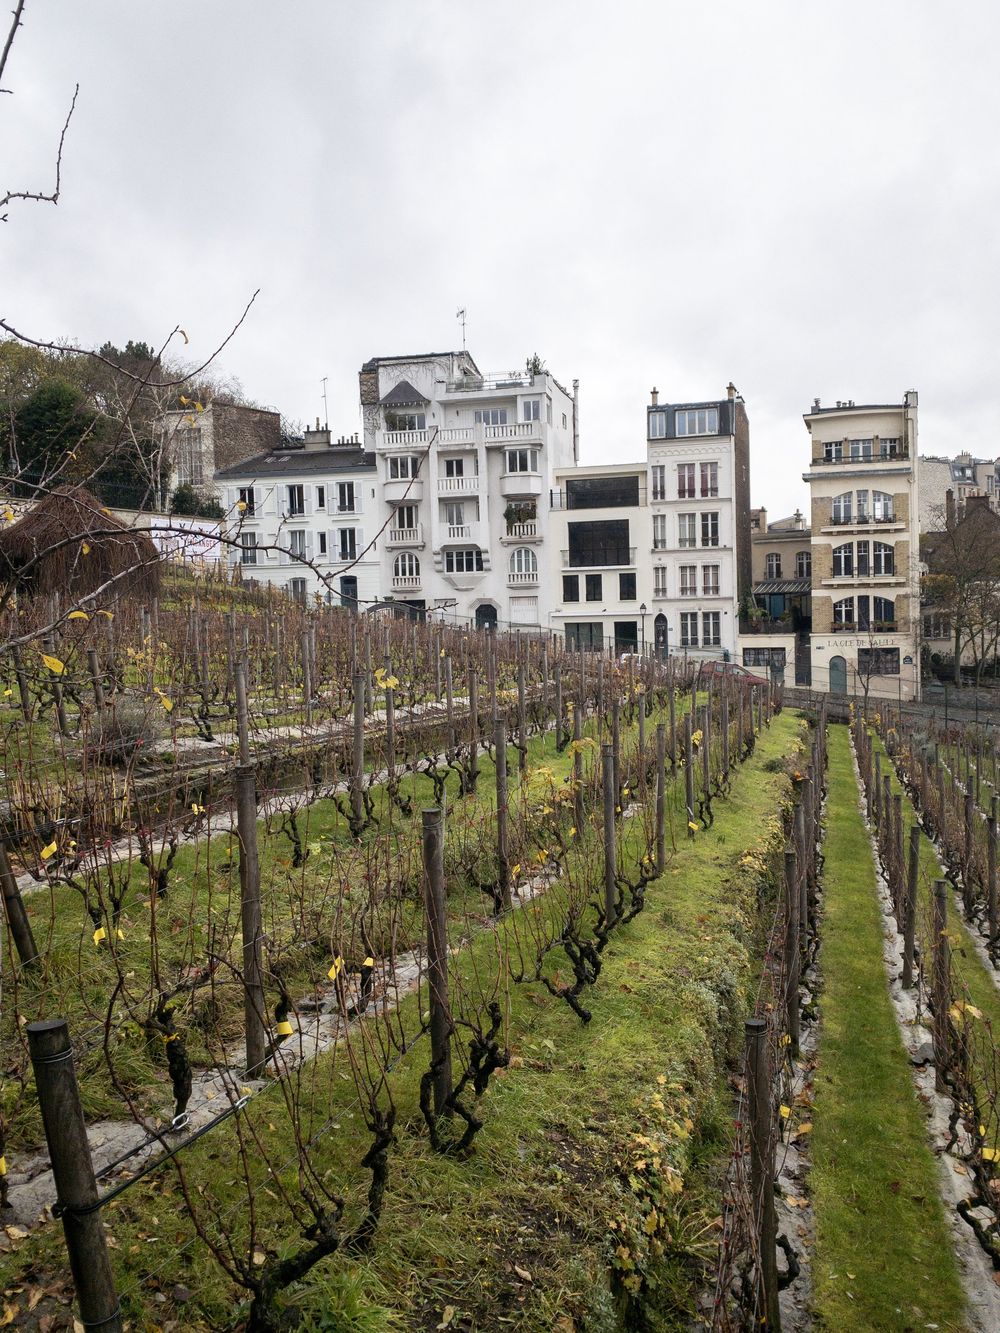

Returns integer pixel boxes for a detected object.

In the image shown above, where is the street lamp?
[639,602,647,657]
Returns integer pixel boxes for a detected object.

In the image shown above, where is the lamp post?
[639,602,647,657]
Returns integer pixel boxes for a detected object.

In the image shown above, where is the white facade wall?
[218,463,380,608]
[361,353,576,629]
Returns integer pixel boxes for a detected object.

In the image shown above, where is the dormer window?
[676,407,718,436]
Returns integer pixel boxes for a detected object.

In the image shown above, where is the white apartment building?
[647,386,752,660]
[548,462,652,653]
[358,351,577,628]
[215,425,380,607]
[802,393,920,700]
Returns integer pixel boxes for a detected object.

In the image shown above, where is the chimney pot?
[726,382,736,400]
[650,387,659,407]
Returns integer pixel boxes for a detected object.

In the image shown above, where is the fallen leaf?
[513,1264,533,1282]
[437,1307,456,1330]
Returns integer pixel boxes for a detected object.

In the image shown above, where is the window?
[395,503,417,530]
[337,481,357,513]
[653,514,668,549]
[702,564,720,596]
[339,574,358,610]
[393,552,419,578]
[288,530,306,558]
[506,448,538,474]
[676,407,719,436]
[923,612,950,639]
[444,457,465,478]
[795,550,811,578]
[563,574,580,602]
[833,596,854,627]
[700,461,719,497]
[175,428,203,486]
[855,489,869,521]
[702,612,721,646]
[832,543,854,577]
[832,492,852,524]
[509,547,538,579]
[444,501,466,528]
[873,596,895,627]
[566,622,604,650]
[677,463,696,499]
[238,486,255,516]
[880,437,901,458]
[239,532,257,565]
[823,439,844,463]
[318,532,327,558]
[619,572,636,600]
[562,413,568,429]
[288,578,307,603]
[565,474,639,508]
[287,484,305,516]
[385,411,426,431]
[856,540,870,576]
[873,541,894,576]
[474,408,508,425]
[648,411,667,439]
[679,565,697,596]
[585,573,603,601]
[849,438,873,461]
[680,612,699,647]
[678,513,696,548]
[651,464,666,501]
[654,566,668,596]
[338,528,356,560]
[567,519,630,566]
[388,454,420,480]
[522,398,541,422]
[858,647,900,676]
[445,548,484,573]
[700,512,719,547]
[872,491,894,522]
[765,553,782,579]
[316,485,325,510]
[744,647,787,669]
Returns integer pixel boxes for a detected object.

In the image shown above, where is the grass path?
[810,725,967,1331]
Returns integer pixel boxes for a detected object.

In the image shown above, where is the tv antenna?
[320,376,329,428]
[456,307,467,350]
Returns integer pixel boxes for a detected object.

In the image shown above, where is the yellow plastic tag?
[0,1155,7,1175]
[362,957,374,969]
[161,1032,178,1044]
[275,1020,293,1037]
[328,955,344,981]
[92,926,106,945]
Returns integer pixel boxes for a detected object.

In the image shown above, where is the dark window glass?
[619,572,636,600]
[565,474,640,509]
[858,647,900,676]
[562,574,580,603]
[565,622,604,650]
[568,519,630,567]
[585,573,603,601]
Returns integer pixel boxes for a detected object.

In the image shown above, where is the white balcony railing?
[384,429,428,447]
[439,426,476,445]
[508,570,540,586]
[386,526,422,546]
[438,475,480,494]
[506,521,537,539]
[484,422,539,442]
[446,524,472,541]
[392,575,421,591]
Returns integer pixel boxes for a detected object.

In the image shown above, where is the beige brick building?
[802,393,920,699]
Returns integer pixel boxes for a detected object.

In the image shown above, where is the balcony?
[385,525,423,548]
[501,520,539,543]
[392,575,421,592]
[438,426,476,446]
[437,475,480,495]
[809,446,910,467]
[485,422,541,444]
[561,547,636,569]
[383,429,429,448]
[508,569,540,587]
[444,370,544,393]
[500,471,543,500]
[445,523,472,542]
[383,477,423,504]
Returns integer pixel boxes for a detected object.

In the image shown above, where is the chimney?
[650,387,659,406]
[946,488,955,527]
[726,382,736,401]
[812,397,821,411]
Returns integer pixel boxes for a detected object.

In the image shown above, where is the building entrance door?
[829,654,848,694]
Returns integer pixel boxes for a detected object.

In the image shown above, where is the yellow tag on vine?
[328,955,344,981]
[275,1020,293,1037]
[40,840,57,861]
[93,926,106,945]
[67,610,89,621]
[363,957,374,969]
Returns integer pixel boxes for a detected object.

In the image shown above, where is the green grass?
[0,713,808,1331]
[810,725,967,1331]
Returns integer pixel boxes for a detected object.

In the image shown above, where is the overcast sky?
[3,0,999,517]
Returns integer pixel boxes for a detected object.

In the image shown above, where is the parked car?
[697,660,770,688]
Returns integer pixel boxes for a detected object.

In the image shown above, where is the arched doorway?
[475,603,498,631]
[654,613,668,657]
[829,655,847,694]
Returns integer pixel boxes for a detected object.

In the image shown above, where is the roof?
[215,447,376,480]
[380,378,429,407]
[361,351,481,372]
[753,578,812,596]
